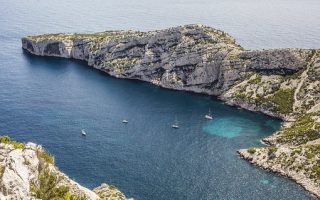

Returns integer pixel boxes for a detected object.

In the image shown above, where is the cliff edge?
[0,136,127,200]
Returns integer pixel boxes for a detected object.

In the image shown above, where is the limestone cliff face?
[0,141,126,200]
[22,25,307,97]
[22,24,320,198]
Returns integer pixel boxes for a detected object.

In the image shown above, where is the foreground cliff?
[0,136,127,200]
[22,24,320,197]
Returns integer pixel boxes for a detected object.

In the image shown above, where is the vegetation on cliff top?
[0,135,89,199]
[31,145,88,200]
[26,30,145,43]
[0,135,25,149]
[37,147,55,165]
[30,164,87,200]
[0,135,126,200]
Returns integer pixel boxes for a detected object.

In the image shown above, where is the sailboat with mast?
[81,129,87,136]
[205,108,213,120]
[171,116,179,129]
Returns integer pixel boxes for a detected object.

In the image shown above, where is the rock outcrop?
[22,24,320,198]
[0,136,127,200]
[238,145,320,198]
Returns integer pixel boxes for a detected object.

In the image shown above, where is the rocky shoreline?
[238,147,320,198]
[0,136,128,200]
[21,24,320,198]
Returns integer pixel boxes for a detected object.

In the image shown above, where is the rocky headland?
[0,136,127,200]
[21,24,320,198]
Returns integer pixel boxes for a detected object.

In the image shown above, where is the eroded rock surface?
[0,140,127,200]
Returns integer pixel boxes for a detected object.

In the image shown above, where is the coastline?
[21,24,320,198]
[238,148,320,198]
[0,137,128,200]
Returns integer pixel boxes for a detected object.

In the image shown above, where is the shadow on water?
[22,50,87,69]
[22,49,283,122]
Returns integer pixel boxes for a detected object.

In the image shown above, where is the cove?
[0,52,313,199]
[1,0,319,199]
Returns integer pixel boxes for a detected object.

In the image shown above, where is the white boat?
[81,129,87,136]
[171,116,179,129]
[171,124,179,129]
[205,109,213,120]
[122,119,128,124]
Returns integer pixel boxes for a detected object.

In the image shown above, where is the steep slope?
[0,136,127,200]
[22,24,320,198]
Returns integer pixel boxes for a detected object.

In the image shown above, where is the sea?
[0,0,319,199]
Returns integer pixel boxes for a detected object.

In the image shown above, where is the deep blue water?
[1,0,319,199]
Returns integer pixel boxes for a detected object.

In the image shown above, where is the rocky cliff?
[0,136,127,200]
[22,24,320,198]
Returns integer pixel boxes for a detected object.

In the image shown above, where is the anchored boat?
[172,116,179,129]
[205,108,213,120]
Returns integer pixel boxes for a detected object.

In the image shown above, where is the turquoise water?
[261,179,271,185]
[0,0,319,199]
[203,117,262,138]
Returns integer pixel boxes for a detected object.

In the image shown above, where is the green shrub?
[37,149,54,164]
[0,136,10,143]
[304,129,319,141]
[235,92,247,99]
[30,165,87,200]
[311,164,320,177]
[267,89,295,114]
[279,113,320,144]
[268,147,277,155]
[0,166,5,178]
[109,185,118,190]
[30,166,69,200]
[307,144,320,154]
[305,151,315,159]
[0,136,25,149]
[247,148,256,154]
[292,148,302,154]
[64,193,87,200]
[248,75,262,84]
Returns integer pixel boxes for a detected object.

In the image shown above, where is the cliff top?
[25,24,243,51]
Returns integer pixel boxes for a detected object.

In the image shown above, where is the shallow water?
[0,0,319,199]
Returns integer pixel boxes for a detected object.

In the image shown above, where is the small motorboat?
[81,129,87,136]
[205,108,213,120]
[171,116,179,129]
[122,119,128,124]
